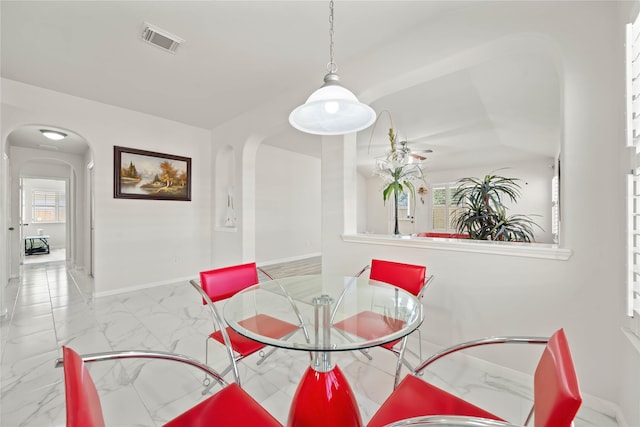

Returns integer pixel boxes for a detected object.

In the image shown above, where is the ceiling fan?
[395,139,433,163]
[367,111,433,163]
[401,140,433,162]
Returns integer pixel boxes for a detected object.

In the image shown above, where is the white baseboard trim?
[94,275,195,298]
[94,254,321,298]
[258,253,321,267]
[622,327,640,355]
[612,406,630,427]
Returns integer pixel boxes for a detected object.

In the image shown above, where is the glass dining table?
[223,274,424,427]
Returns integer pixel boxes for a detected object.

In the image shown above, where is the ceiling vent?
[141,23,184,53]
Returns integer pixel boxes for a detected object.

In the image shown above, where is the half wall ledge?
[342,234,572,261]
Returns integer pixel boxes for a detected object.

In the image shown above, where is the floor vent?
[141,23,183,54]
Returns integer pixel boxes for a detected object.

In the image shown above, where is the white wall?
[255,144,321,264]
[1,79,212,294]
[1,1,637,424]
[1,151,11,317]
[21,177,66,250]
[322,2,633,422]
[363,173,390,234]
[357,172,368,234]
[206,4,636,419]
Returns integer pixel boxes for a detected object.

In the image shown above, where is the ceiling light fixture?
[289,0,376,135]
[40,130,67,141]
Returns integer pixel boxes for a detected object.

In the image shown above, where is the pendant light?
[289,0,376,136]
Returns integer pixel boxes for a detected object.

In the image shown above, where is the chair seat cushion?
[210,314,299,356]
[366,375,505,427]
[164,382,282,426]
[334,310,405,347]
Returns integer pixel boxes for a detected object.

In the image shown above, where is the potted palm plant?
[452,172,541,242]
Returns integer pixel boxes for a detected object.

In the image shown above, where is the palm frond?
[453,173,542,241]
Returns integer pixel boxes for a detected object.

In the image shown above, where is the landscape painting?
[114,146,191,201]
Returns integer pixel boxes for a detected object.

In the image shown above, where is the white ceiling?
[1,1,561,174]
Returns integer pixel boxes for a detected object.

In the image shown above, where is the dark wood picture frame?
[114,146,191,201]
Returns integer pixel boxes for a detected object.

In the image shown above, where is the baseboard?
[622,327,640,355]
[94,275,195,298]
[615,408,630,427]
[258,253,321,267]
[94,254,321,297]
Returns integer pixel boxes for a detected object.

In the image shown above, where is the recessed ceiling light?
[40,130,67,141]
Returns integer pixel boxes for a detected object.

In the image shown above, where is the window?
[625,15,640,335]
[551,173,559,244]
[32,190,65,223]
[397,192,411,218]
[431,184,463,232]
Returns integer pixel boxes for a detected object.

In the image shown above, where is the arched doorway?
[20,176,67,265]
[4,125,93,278]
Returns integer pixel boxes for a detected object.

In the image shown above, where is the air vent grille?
[141,23,183,53]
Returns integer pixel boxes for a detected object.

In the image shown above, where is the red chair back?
[416,232,470,239]
[533,328,582,427]
[370,259,427,297]
[200,262,260,303]
[62,346,106,427]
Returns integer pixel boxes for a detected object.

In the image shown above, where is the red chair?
[367,328,582,427]
[415,232,470,239]
[333,259,433,388]
[189,262,301,391]
[376,417,521,426]
[57,346,282,427]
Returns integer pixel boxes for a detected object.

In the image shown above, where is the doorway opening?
[20,177,67,265]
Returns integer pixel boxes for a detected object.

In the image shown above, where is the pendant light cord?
[288,0,376,135]
[327,0,337,73]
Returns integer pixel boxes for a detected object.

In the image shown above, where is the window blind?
[32,190,65,223]
[625,16,640,332]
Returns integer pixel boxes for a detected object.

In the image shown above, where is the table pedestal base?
[286,365,363,427]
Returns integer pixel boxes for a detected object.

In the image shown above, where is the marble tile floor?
[0,260,620,426]
[22,248,66,265]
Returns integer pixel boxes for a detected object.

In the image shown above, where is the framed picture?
[114,146,191,201]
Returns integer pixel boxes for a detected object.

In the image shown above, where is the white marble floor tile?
[2,329,59,365]
[261,389,295,425]
[124,359,203,415]
[1,349,62,391]
[6,312,55,338]
[99,383,155,427]
[0,262,622,427]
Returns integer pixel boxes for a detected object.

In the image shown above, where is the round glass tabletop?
[222,274,424,352]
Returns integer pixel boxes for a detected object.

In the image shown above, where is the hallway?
[0,261,620,426]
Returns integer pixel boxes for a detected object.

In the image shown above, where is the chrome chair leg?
[203,336,212,388]
[394,336,410,389]
[202,355,240,395]
[255,329,299,366]
[256,347,276,366]
[334,328,373,361]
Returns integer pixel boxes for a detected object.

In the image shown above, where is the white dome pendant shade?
[289,72,376,135]
[289,0,376,136]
